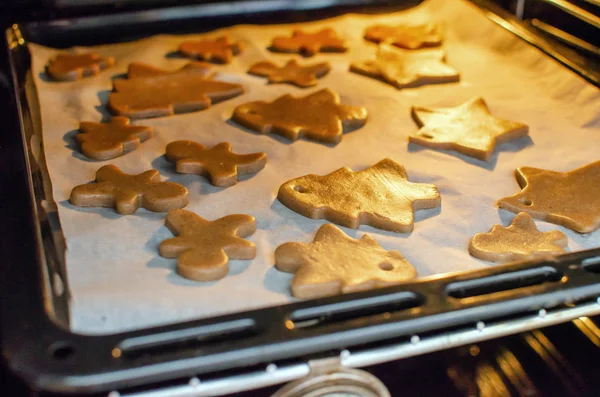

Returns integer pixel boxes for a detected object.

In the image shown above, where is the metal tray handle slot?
[581,256,600,272]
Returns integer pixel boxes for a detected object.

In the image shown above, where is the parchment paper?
[29,0,600,335]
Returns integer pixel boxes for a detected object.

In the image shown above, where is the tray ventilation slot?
[118,318,256,358]
[581,256,600,273]
[289,291,423,329]
[446,266,563,299]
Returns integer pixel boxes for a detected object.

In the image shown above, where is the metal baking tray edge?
[3,1,600,395]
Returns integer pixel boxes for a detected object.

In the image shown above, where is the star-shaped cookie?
[70,165,188,214]
[270,28,348,56]
[178,36,243,63]
[277,158,441,232]
[498,161,600,233]
[76,117,153,160]
[159,209,256,281]
[364,23,442,50]
[127,61,213,79]
[232,88,367,144]
[248,59,330,87]
[469,212,568,263]
[410,97,529,161]
[275,224,417,299]
[165,140,267,187]
[350,44,459,89]
[46,52,115,81]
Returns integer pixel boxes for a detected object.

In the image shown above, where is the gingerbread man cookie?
[127,61,214,79]
[178,36,243,63]
[410,97,529,161]
[232,88,367,144]
[350,44,459,89]
[498,161,600,233]
[165,141,267,187]
[278,158,441,232]
[270,28,348,56]
[276,224,417,299]
[469,212,568,263]
[76,117,153,161]
[46,52,115,81]
[159,209,256,281]
[70,165,188,214]
[364,23,442,50]
[248,59,330,87]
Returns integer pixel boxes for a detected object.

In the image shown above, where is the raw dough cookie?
[277,158,441,232]
[469,212,568,263]
[178,36,243,63]
[364,23,442,49]
[498,161,600,233]
[127,61,214,79]
[270,28,348,56]
[76,117,153,160]
[70,165,188,214]
[46,52,115,81]
[248,59,330,87]
[275,224,417,299]
[165,140,267,187]
[232,88,367,144]
[159,209,256,281]
[350,44,459,89]
[410,97,529,161]
[108,64,244,119]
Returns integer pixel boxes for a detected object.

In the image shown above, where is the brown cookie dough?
[127,61,214,79]
[46,52,115,81]
[270,28,348,56]
[178,36,243,64]
[248,59,330,87]
[364,23,442,50]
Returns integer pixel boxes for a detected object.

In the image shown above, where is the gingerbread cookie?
[232,88,367,144]
[410,97,529,161]
[278,158,440,232]
[178,36,243,64]
[109,65,244,119]
[46,52,115,81]
[159,209,256,281]
[165,141,267,187]
[350,44,459,89]
[127,61,213,79]
[498,161,600,233]
[76,117,153,161]
[364,23,442,50]
[248,60,330,87]
[270,28,348,56]
[70,165,188,214]
[469,213,568,263]
[275,224,417,299]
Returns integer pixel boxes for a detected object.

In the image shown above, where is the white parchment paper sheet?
[29,0,600,334]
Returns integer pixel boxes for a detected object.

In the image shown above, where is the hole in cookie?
[379,262,393,271]
[519,197,533,206]
[294,185,306,193]
[420,133,433,139]
[247,110,258,115]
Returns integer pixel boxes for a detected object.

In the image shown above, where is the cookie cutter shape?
[350,44,459,89]
[70,165,188,215]
[410,97,529,161]
[275,224,417,299]
[76,117,153,161]
[127,61,214,79]
[232,88,367,144]
[159,209,256,281]
[270,28,348,56]
[498,161,600,233]
[178,36,243,64]
[364,23,442,50]
[46,52,115,81]
[108,66,244,119]
[278,158,441,232]
[165,140,267,187]
[469,212,568,263]
[248,59,330,88]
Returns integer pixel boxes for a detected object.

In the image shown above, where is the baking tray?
[3,0,600,395]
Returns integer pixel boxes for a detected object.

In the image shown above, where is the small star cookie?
[270,28,348,56]
[232,88,367,144]
[410,97,529,161]
[364,23,442,50]
[159,209,256,281]
[277,158,441,232]
[76,117,153,160]
[350,44,459,89]
[46,52,115,81]
[248,59,330,87]
[178,36,243,63]
[275,224,417,299]
[469,213,568,263]
[165,141,267,187]
[498,161,600,233]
